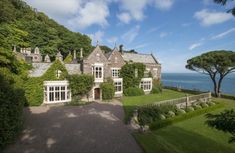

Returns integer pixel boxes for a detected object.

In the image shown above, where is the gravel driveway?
[4,101,143,153]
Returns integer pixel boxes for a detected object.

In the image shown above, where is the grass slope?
[134,98,235,153]
[122,89,191,122]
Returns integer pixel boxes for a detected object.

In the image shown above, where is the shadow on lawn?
[3,102,142,153]
[135,126,234,153]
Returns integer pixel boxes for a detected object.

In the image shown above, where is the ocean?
[161,73,235,95]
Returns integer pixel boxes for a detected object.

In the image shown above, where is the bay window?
[140,78,152,91]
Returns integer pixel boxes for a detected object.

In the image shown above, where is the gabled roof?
[29,63,52,77]
[121,52,159,64]
[29,62,81,77]
[105,47,119,60]
[64,64,81,75]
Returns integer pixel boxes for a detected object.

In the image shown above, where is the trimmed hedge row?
[124,87,145,96]
[150,102,224,130]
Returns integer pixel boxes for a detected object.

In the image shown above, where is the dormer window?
[56,70,62,78]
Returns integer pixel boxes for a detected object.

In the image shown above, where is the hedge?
[124,87,144,96]
[0,68,25,149]
[150,102,224,130]
[100,82,115,100]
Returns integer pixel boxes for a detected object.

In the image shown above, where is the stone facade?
[17,44,161,103]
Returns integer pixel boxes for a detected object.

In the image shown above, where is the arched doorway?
[94,88,101,100]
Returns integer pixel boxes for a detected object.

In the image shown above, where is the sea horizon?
[161,72,235,95]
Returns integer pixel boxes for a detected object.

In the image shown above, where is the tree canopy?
[214,0,235,16]
[206,109,235,143]
[0,0,92,57]
[186,50,235,97]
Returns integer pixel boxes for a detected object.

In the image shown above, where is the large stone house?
[15,45,161,104]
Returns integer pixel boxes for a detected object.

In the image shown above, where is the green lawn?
[122,89,191,122]
[134,98,235,153]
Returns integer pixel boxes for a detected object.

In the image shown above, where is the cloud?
[189,43,202,50]
[68,1,110,29]
[117,0,148,23]
[25,0,110,30]
[122,25,140,43]
[211,28,235,39]
[117,12,131,24]
[160,32,168,38]
[194,9,233,26]
[181,23,191,27]
[154,0,174,10]
[88,31,104,45]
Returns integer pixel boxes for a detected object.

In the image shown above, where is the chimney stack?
[119,44,123,54]
[73,50,76,60]
[80,48,83,59]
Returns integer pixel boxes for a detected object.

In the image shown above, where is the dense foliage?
[0,0,92,57]
[186,51,235,97]
[0,48,28,149]
[120,63,145,89]
[64,52,73,63]
[214,0,235,16]
[24,60,68,106]
[68,74,94,101]
[100,81,115,100]
[124,87,145,96]
[151,79,162,94]
[206,109,235,143]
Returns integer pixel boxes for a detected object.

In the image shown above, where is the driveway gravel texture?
[4,101,143,153]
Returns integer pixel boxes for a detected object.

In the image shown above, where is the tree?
[214,0,235,16]
[186,51,235,97]
[206,109,235,143]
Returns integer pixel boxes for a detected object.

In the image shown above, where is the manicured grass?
[134,98,235,153]
[122,89,191,122]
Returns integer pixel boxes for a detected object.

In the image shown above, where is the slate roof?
[121,52,159,64]
[29,63,52,77]
[29,63,81,77]
[64,64,81,75]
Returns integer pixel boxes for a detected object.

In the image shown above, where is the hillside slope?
[0,0,92,57]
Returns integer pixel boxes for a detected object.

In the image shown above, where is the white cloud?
[25,0,110,30]
[194,9,233,26]
[116,0,148,23]
[181,23,191,27]
[189,43,202,50]
[160,32,168,38]
[122,25,140,43]
[117,12,131,24]
[211,28,235,39]
[154,0,174,10]
[68,1,110,29]
[88,31,104,45]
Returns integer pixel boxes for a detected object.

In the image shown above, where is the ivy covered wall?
[24,60,68,106]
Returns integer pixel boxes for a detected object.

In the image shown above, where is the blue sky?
[24,0,235,73]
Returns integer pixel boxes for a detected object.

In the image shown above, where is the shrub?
[193,104,202,110]
[151,85,162,94]
[166,111,175,118]
[176,108,186,115]
[185,106,194,112]
[200,103,209,108]
[150,102,224,130]
[100,82,115,100]
[124,87,144,96]
[159,114,166,120]
[159,104,177,114]
[0,69,25,149]
[207,101,215,106]
[137,105,161,126]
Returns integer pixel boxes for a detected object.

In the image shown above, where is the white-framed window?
[140,78,152,91]
[44,80,71,104]
[113,78,123,94]
[111,68,120,78]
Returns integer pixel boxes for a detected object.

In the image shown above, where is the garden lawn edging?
[150,102,224,130]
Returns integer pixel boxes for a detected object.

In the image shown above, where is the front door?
[94,88,100,100]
